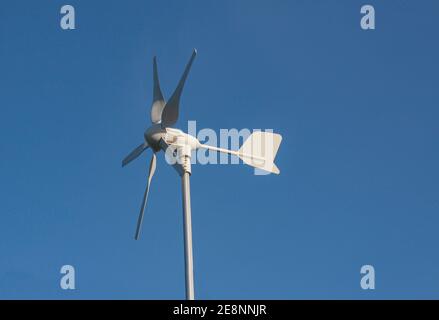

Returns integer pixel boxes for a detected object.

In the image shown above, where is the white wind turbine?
[122,49,282,300]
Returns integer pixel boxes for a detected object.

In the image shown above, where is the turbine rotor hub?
[144,124,166,151]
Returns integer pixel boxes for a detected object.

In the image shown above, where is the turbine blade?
[122,142,148,167]
[135,153,157,240]
[161,49,197,127]
[151,57,166,123]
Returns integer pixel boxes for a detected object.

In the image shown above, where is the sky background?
[0,0,438,299]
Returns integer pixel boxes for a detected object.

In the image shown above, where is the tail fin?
[238,131,282,174]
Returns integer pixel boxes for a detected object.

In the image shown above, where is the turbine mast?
[177,141,195,300]
[181,171,194,300]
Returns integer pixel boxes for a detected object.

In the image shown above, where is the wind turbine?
[122,49,282,300]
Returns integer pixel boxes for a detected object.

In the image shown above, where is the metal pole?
[181,171,195,300]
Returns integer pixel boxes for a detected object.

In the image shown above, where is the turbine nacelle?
[163,128,201,150]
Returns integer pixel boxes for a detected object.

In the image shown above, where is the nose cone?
[144,124,166,151]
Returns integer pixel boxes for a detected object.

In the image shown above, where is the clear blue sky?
[0,0,438,299]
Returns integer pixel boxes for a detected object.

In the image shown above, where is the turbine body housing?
[164,128,200,174]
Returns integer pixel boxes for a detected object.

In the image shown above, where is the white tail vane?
[238,132,282,175]
[197,131,282,175]
[122,50,283,300]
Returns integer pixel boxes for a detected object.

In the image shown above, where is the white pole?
[175,141,195,300]
[181,170,195,300]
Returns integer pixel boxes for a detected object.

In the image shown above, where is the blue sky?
[0,0,438,299]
